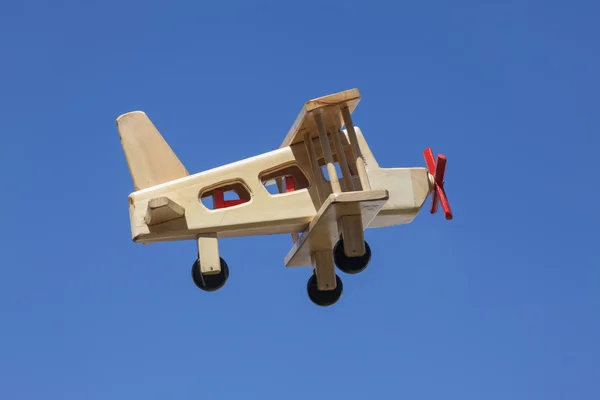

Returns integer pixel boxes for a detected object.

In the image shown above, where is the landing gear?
[307,272,343,307]
[191,257,229,292]
[304,238,372,306]
[333,239,371,274]
[189,237,370,304]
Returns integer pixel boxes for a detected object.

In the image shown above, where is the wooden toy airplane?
[116,88,452,306]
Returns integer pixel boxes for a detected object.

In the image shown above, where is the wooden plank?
[331,129,355,191]
[197,234,221,274]
[312,251,337,291]
[280,89,361,148]
[315,112,341,194]
[284,190,389,267]
[338,215,365,257]
[144,197,185,225]
[341,106,371,190]
[304,130,326,205]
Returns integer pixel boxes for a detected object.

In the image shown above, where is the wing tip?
[116,110,147,125]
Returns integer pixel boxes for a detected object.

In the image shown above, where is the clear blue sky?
[1,1,598,399]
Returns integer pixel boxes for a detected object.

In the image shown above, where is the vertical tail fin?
[116,111,189,191]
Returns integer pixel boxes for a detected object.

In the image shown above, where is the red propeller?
[423,148,453,220]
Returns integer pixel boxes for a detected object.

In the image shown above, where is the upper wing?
[279,88,361,148]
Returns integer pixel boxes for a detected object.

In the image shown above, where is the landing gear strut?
[305,238,372,306]
[333,239,371,274]
[306,272,343,306]
[189,238,371,305]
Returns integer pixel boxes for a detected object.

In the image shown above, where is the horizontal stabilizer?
[116,111,189,191]
[144,197,185,226]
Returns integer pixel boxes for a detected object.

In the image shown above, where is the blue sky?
[1,1,598,398]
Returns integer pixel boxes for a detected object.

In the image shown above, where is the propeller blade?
[434,154,447,185]
[436,183,453,220]
[423,148,436,175]
[422,148,453,220]
[430,189,439,214]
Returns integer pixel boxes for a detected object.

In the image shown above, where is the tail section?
[116,111,189,191]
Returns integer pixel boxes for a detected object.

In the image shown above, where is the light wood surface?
[284,190,389,267]
[312,251,337,291]
[124,125,433,245]
[338,215,366,257]
[144,197,185,226]
[331,127,355,192]
[280,89,361,148]
[315,112,342,194]
[304,131,325,204]
[341,106,371,191]
[118,90,437,258]
[127,146,320,243]
[116,111,189,191]
[197,234,221,274]
[114,86,454,309]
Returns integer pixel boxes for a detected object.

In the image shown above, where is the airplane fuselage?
[127,127,433,244]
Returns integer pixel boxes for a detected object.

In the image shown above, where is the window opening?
[260,164,309,195]
[200,181,251,210]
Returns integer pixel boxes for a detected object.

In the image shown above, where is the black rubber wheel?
[191,257,229,292]
[306,273,343,307]
[333,239,371,274]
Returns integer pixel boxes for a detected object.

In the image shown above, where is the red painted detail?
[284,176,296,192]
[213,188,248,209]
[423,148,453,220]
